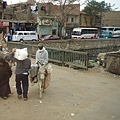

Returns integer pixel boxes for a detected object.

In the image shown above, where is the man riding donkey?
[30,43,49,86]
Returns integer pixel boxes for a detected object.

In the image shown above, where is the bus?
[101,27,120,32]
[101,27,114,32]
[72,28,98,39]
[101,27,120,38]
[112,30,120,38]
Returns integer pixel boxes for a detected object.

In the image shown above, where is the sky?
[5,0,120,11]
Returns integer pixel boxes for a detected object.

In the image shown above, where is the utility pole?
[100,7,102,34]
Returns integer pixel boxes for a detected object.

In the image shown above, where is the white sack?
[14,48,28,60]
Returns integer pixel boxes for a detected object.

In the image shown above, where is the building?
[79,12,100,28]
[102,11,120,27]
[0,1,12,38]
[37,2,58,37]
[36,3,80,38]
[65,4,80,39]
[2,1,80,39]
[5,1,119,39]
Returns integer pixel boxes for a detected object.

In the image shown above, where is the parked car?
[39,35,60,41]
[98,31,112,39]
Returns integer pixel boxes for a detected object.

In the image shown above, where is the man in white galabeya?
[30,43,48,85]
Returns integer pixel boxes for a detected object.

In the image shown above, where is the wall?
[42,39,120,58]
[102,11,120,27]
[8,38,120,60]
[80,12,99,27]
[37,39,120,50]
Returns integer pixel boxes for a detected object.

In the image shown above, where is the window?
[0,12,2,19]
[72,31,81,35]
[66,17,68,22]
[30,33,36,35]
[114,28,120,31]
[109,28,114,31]
[24,33,29,35]
[81,29,98,34]
[102,28,107,31]
[71,17,74,22]
[14,32,17,35]
[80,14,82,22]
[90,18,93,25]
[18,33,23,35]
[81,29,86,34]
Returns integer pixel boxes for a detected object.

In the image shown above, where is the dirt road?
[0,59,120,120]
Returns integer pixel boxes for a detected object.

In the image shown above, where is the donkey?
[37,63,47,99]
[37,63,52,99]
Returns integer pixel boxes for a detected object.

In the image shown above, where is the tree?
[82,0,113,15]
[82,0,114,27]
[41,0,81,39]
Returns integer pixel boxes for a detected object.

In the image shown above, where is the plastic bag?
[14,48,28,60]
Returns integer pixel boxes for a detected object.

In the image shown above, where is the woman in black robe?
[0,57,12,99]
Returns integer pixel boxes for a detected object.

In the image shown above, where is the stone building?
[102,11,120,27]
[79,12,100,28]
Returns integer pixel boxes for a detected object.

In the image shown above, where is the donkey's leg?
[42,81,44,93]
[38,79,40,91]
[39,80,42,99]
[43,79,45,93]
[37,75,42,99]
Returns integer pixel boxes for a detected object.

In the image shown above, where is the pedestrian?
[1,40,8,52]
[66,32,68,39]
[0,57,12,99]
[9,48,31,101]
[7,31,11,41]
[29,43,48,85]
[0,40,2,51]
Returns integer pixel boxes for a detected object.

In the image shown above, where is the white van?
[12,31,38,42]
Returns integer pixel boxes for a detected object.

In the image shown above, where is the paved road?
[0,58,120,120]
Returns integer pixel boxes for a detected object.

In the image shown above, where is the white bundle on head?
[14,48,28,60]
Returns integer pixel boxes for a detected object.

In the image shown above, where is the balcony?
[66,23,78,28]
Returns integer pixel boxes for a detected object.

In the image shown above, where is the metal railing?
[47,47,89,70]
[8,42,89,70]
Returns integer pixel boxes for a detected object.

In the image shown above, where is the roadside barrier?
[8,42,89,70]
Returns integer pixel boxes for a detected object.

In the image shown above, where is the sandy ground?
[0,58,120,120]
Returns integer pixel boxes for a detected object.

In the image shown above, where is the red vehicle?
[39,35,60,41]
